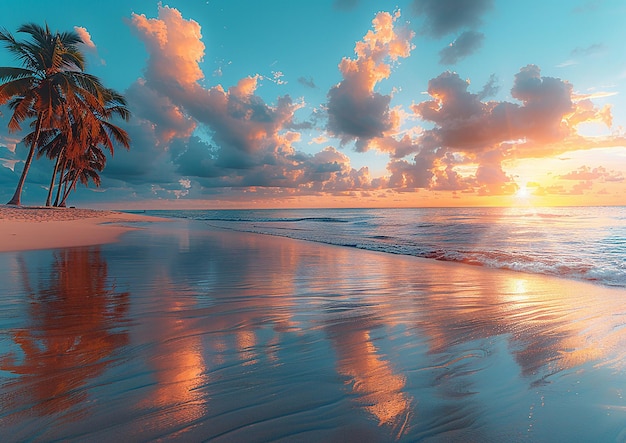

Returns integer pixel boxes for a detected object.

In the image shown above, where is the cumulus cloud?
[412,0,493,63]
[73,26,104,65]
[411,65,609,152]
[388,150,437,189]
[412,0,494,37]
[125,79,196,144]
[326,11,414,150]
[439,31,485,65]
[130,7,304,160]
[131,6,205,89]
[74,26,96,51]
[386,64,622,194]
[169,135,376,193]
[1,5,622,206]
[106,5,382,201]
[127,7,295,183]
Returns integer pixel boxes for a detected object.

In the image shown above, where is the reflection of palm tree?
[0,248,129,417]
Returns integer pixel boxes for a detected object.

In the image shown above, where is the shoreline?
[1,205,622,290]
[2,206,626,440]
[0,205,168,252]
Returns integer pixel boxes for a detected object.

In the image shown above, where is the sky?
[0,0,625,209]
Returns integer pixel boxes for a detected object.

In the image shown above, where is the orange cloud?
[327,11,414,149]
[131,5,205,87]
[73,26,96,51]
[390,65,625,195]
[559,165,624,182]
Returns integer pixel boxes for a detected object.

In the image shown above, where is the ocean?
[145,206,626,288]
[3,206,626,441]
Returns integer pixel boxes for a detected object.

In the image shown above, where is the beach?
[0,205,166,252]
[1,209,626,441]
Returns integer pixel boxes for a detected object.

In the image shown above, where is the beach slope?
[0,206,165,252]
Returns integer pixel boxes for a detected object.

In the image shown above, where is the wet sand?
[1,220,626,441]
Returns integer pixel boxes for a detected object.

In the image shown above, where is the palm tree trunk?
[7,117,42,205]
[45,149,64,206]
[60,169,81,207]
[54,158,68,207]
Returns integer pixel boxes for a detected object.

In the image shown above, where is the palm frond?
[0,75,35,105]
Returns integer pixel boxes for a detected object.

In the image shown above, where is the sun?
[511,185,536,207]
[515,186,530,199]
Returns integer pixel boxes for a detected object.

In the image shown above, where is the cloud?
[298,76,316,88]
[559,165,624,182]
[387,64,623,194]
[131,6,205,89]
[16,5,616,206]
[125,79,196,144]
[326,11,414,150]
[412,0,494,37]
[112,5,383,200]
[411,65,607,152]
[73,26,106,66]
[103,117,178,186]
[439,31,485,65]
[170,135,376,193]
[474,150,517,195]
[412,0,493,62]
[74,26,97,51]
[130,7,303,159]
[388,150,437,189]
[477,74,499,99]
[571,43,606,57]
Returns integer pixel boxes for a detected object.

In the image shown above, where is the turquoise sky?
[0,0,625,207]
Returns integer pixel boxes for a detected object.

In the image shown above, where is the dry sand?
[0,205,165,252]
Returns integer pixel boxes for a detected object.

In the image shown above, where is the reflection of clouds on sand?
[133,272,209,434]
[290,242,413,435]
[327,323,412,435]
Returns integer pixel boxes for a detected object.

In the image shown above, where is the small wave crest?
[423,248,626,287]
[193,216,349,224]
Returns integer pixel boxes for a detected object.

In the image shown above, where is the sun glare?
[515,186,530,199]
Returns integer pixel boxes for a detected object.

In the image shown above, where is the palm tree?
[0,23,108,205]
[37,88,130,206]
[57,142,107,207]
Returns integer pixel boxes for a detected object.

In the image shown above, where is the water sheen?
[1,221,626,442]
[147,206,626,288]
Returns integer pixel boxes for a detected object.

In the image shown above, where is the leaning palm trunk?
[59,168,81,207]
[54,158,69,207]
[6,117,42,205]
[46,148,65,206]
